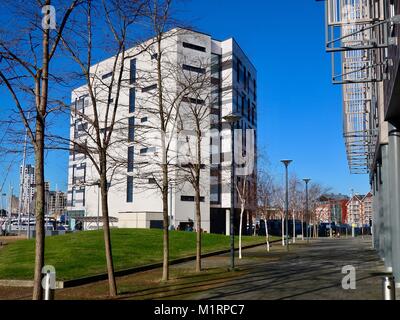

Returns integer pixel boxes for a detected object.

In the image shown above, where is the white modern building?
[67,28,257,234]
[19,164,35,215]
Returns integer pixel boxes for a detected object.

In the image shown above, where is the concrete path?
[185,237,385,300]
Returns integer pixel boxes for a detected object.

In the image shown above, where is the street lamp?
[223,112,241,271]
[281,160,292,251]
[303,178,311,243]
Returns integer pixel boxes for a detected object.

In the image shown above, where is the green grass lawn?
[0,229,277,281]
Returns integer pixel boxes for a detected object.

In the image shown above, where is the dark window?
[182,64,206,74]
[142,84,157,93]
[148,178,157,184]
[241,95,245,115]
[182,42,206,52]
[151,53,158,60]
[127,176,133,203]
[130,59,136,84]
[141,117,148,123]
[128,117,135,142]
[102,72,113,80]
[244,67,247,89]
[129,88,135,113]
[127,146,134,172]
[237,59,241,82]
[180,195,205,202]
[75,96,87,115]
[182,96,205,105]
[140,147,155,154]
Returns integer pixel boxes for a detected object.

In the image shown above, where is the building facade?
[322,0,400,284]
[19,164,35,215]
[315,194,349,225]
[67,28,257,234]
[346,193,373,227]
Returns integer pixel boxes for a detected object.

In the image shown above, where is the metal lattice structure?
[325,0,388,174]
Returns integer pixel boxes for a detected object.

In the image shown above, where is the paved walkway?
[184,237,385,300]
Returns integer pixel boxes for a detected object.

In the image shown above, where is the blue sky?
[0,0,370,196]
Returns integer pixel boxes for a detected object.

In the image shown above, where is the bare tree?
[53,0,145,296]
[257,169,274,251]
[0,0,81,300]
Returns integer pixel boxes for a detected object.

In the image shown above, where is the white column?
[225,209,230,236]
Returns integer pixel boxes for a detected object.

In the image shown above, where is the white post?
[292,209,296,243]
[225,209,230,236]
[265,218,270,252]
[281,213,285,246]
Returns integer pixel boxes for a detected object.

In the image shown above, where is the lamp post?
[303,178,311,243]
[223,112,241,271]
[281,160,292,251]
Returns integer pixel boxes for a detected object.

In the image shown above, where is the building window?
[140,147,156,154]
[182,64,206,74]
[180,195,205,202]
[130,59,136,84]
[102,72,113,80]
[148,178,157,184]
[129,88,135,113]
[151,53,158,60]
[142,84,157,93]
[141,117,148,123]
[182,42,206,52]
[127,146,134,172]
[182,96,205,105]
[127,176,133,203]
[237,59,241,82]
[128,117,135,142]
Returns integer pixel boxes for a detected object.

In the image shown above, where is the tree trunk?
[239,206,244,259]
[33,16,50,300]
[301,215,304,240]
[162,170,169,281]
[195,186,201,272]
[100,162,117,297]
[32,132,45,300]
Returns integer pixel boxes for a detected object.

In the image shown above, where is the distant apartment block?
[315,194,349,224]
[346,192,372,227]
[67,28,257,234]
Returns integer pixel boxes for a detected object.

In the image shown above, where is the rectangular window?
[127,146,134,172]
[151,53,158,60]
[128,117,135,142]
[129,88,135,113]
[180,195,205,202]
[140,147,156,154]
[141,117,148,123]
[130,59,136,84]
[237,59,241,82]
[126,176,133,203]
[182,42,206,52]
[102,72,113,80]
[244,67,247,89]
[182,96,205,105]
[75,96,87,115]
[182,64,206,74]
[142,84,157,93]
[148,178,157,184]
